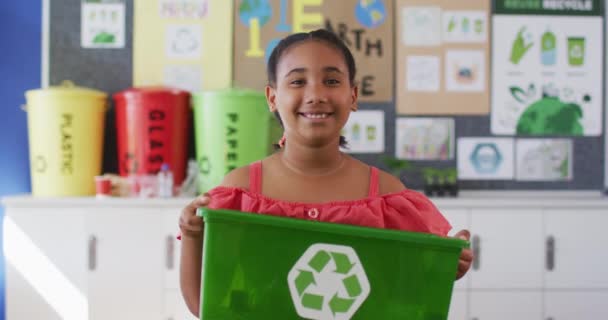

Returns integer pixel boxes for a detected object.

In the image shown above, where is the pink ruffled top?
[206,161,451,236]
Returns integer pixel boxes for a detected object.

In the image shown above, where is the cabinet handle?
[88,235,97,271]
[546,235,555,271]
[166,235,175,270]
[472,235,480,270]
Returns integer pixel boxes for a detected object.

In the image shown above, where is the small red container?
[94,176,112,197]
[113,87,191,185]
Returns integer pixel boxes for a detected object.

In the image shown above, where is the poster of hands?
[491,14,604,136]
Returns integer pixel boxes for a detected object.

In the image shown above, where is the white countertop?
[2,191,608,209]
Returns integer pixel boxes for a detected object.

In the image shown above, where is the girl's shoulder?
[219,165,249,189]
[219,154,277,190]
[377,168,407,195]
[346,156,406,196]
[219,155,406,196]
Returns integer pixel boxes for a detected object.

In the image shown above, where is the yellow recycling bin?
[25,81,107,196]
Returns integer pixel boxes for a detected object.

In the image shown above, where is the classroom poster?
[515,139,573,181]
[81,0,125,48]
[396,0,490,115]
[491,0,604,136]
[341,110,385,153]
[233,0,394,102]
[395,117,454,160]
[132,0,232,92]
[457,137,515,180]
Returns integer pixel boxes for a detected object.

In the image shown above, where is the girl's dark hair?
[267,29,355,149]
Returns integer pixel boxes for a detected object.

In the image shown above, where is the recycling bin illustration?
[198,209,467,320]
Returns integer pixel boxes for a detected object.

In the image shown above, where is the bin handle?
[60,80,75,88]
[88,235,97,271]
[166,235,175,270]
[546,235,555,271]
[472,235,480,270]
[20,80,75,112]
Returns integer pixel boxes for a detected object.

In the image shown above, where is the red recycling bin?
[113,87,191,185]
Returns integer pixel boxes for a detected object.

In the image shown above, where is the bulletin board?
[233,0,394,103]
[47,0,606,191]
[396,0,491,115]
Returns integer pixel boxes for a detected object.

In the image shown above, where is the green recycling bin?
[192,89,281,193]
[198,208,468,320]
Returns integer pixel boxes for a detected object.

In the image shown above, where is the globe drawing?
[239,0,272,27]
[516,97,584,136]
[355,0,387,28]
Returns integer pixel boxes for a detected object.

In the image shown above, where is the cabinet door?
[544,291,608,319]
[469,291,542,320]
[439,208,470,237]
[4,208,87,320]
[162,209,182,289]
[86,210,164,320]
[544,209,608,289]
[447,290,468,320]
[470,209,544,289]
[163,290,198,320]
[439,208,470,290]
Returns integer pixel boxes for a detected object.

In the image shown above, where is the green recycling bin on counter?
[192,89,281,193]
[198,208,468,320]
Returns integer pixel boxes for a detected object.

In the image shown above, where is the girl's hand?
[453,230,474,280]
[178,194,211,239]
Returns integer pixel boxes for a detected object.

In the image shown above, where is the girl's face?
[266,40,358,148]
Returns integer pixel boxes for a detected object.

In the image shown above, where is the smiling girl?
[178,29,473,316]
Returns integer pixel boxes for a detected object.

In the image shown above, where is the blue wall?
[0,1,42,317]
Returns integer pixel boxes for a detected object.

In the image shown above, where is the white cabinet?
[2,198,176,320]
[162,209,181,290]
[544,291,608,319]
[469,291,543,320]
[469,209,544,289]
[163,290,198,320]
[440,208,470,237]
[4,193,608,319]
[447,290,468,320]
[544,209,608,289]
[86,210,164,320]
[4,208,87,320]
[161,209,198,320]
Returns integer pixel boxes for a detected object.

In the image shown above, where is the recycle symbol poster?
[287,243,371,320]
[491,0,604,136]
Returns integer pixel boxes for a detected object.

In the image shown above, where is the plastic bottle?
[541,28,556,66]
[157,163,174,198]
[178,159,199,198]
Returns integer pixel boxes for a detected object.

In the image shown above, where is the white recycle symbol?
[287,243,371,320]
